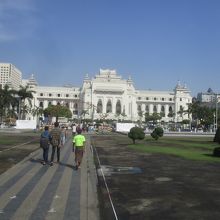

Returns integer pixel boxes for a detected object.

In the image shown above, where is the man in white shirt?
[72,124,77,136]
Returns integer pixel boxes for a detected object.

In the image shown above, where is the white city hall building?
[25,69,192,123]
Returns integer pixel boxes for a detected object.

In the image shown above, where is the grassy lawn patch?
[0,132,40,146]
[129,136,220,162]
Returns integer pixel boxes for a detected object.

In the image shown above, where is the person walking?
[50,122,62,166]
[72,123,77,136]
[72,128,86,170]
[40,126,51,165]
[60,126,67,147]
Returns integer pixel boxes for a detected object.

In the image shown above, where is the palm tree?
[17,85,35,119]
[32,106,44,128]
[0,85,17,123]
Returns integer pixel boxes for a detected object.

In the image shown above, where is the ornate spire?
[127,75,133,84]
[28,74,38,86]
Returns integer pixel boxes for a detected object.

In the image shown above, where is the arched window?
[160,105,165,117]
[73,110,78,115]
[145,105,149,113]
[39,101,43,108]
[168,106,174,118]
[137,105,142,116]
[97,99,103,113]
[106,100,112,113]
[153,105,157,113]
[116,100,121,114]
[74,103,78,109]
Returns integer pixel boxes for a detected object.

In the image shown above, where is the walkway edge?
[80,135,100,220]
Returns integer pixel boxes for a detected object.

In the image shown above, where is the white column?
[103,98,107,113]
[149,104,153,114]
[112,97,116,114]
[157,104,161,113]
[44,100,48,108]
[165,104,169,117]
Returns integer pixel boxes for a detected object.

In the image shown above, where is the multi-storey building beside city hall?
[0,63,22,90]
[23,69,192,123]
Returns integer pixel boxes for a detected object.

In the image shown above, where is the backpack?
[50,128,61,147]
[51,137,59,147]
[40,136,50,149]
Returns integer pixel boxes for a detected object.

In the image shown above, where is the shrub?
[128,127,145,144]
[151,127,164,140]
[213,127,220,143]
[213,147,220,157]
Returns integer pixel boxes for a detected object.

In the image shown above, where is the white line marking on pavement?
[54,195,60,199]
[48,208,56,213]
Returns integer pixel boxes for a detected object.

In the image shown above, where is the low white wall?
[116,123,136,132]
[15,120,37,129]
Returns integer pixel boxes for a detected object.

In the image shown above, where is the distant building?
[0,63,22,90]
[24,69,192,123]
[197,88,216,103]
[197,88,220,110]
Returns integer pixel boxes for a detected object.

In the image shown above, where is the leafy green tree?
[128,127,145,144]
[121,110,127,121]
[151,127,164,140]
[145,112,161,124]
[197,106,214,129]
[214,127,220,143]
[187,101,215,130]
[44,104,72,122]
[17,85,35,119]
[213,127,220,157]
[159,111,165,118]
[168,110,175,120]
[182,119,190,125]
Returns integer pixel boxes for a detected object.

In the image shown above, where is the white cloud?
[0,0,37,42]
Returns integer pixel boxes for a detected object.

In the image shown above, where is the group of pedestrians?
[40,122,86,170]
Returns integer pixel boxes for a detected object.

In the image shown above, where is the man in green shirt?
[72,128,86,170]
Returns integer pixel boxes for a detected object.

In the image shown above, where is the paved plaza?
[2,131,220,220]
[0,135,99,220]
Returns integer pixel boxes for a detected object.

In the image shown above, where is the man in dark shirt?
[50,122,61,166]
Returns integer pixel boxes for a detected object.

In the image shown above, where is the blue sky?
[0,0,220,97]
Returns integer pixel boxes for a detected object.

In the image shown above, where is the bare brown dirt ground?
[91,134,220,220]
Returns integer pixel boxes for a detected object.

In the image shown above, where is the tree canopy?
[128,126,145,144]
[44,105,72,122]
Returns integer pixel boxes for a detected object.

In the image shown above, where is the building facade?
[25,69,192,123]
[0,63,22,90]
[197,88,217,103]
